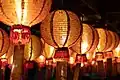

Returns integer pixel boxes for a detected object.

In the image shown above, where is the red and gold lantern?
[71,24,98,63]
[40,10,81,61]
[0,0,52,26]
[0,1,52,79]
[0,0,52,44]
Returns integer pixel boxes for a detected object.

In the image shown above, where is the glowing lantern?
[0,0,52,44]
[70,24,98,63]
[95,28,117,52]
[0,0,52,26]
[24,35,43,61]
[106,31,119,51]
[40,10,81,61]
[0,28,9,57]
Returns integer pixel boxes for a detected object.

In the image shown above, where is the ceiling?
[0,0,120,36]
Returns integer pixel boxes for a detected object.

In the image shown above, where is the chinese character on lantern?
[10,25,31,44]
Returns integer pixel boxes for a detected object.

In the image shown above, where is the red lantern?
[54,47,69,61]
[10,25,31,44]
[40,10,82,61]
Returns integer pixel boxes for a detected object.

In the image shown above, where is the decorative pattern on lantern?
[10,25,31,44]
[0,0,52,26]
[24,35,43,61]
[0,28,9,57]
[40,10,81,61]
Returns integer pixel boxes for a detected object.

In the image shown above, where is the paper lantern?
[106,31,119,51]
[71,24,96,54]
[10,25,31,44]
[40,10,81,61]
[96,28,113,52]
[70,24,97,63]
[40,10,81,48]
[24,35,43,61]
[0,28,9,57]
[0,0,52,26]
